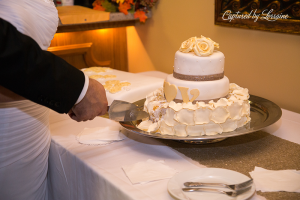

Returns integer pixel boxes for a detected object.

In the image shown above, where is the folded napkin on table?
[122,159,178,184]
[77,126,125,145]
[249,166,300,193]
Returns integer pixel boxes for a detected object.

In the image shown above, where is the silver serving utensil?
[184,178,253,190]
[182,185,252,197]
[108,100,149,122]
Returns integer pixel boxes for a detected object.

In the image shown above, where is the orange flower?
[126,0,134,4]
[134,10,148,23]
[93,4,106,11]
[118,2,132,15]
[92,0,102,7]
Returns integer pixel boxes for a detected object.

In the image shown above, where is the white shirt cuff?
[75,74,89,105]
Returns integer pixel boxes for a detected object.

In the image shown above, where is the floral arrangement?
[92,0,158,22]
[179,36,220,57]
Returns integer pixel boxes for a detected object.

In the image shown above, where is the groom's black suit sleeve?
[0,18,85,114]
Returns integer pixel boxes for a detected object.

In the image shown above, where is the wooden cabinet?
[47,7,150,71]
[49,27,128,71]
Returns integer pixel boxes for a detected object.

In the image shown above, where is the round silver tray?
[119,95,282,144]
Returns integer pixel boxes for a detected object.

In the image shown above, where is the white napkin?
[77,126,125,145]
[122,159,178,184]
[249,166,300,192]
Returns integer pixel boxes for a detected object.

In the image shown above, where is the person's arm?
[0,18,83,113]
[0,18,107,119]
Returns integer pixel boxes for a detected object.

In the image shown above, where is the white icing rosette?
[193,36,215,57]
[179,36,197,53]
[206,36,220,49]
[179,35,219,57]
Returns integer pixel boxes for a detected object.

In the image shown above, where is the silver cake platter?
[119,95,282,144]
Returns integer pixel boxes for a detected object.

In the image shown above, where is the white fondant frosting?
[174,51,225,76]
[140,83,251,137]
[242,101,250,116]
[221,118,238,132]
[166,74,229,101]
[169,101,183,111]
[137,120,153,131]
[237,116,249,127]
[175,109,195,126]
[210,106,229,123]
[186,124,205,136]
[173,122,187,137]
[164,108,177,126]
[227,101,243,120]
[148,122,160,133]
[182,102,198,110]
[160,121,174,135]
[204,121,223,135]
[194,108,211,125]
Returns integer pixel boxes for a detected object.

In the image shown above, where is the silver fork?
[182,186,252,197]
[184,178,253,190]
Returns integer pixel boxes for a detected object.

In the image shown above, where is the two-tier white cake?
[138,36,251,136]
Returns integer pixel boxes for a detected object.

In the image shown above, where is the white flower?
[179,35,219,56]
[179,37,196,53]
[205,35,220,49]
[193,36,215,56]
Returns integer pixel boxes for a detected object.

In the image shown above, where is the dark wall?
[74,0,94,8]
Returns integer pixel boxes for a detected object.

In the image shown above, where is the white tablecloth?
[48,71,300,200]
[48,114,204,200]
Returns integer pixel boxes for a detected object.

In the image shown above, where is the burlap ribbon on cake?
[174,95,228,104]
[173,71,224,81]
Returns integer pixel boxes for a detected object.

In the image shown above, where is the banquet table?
[47,71,300,200]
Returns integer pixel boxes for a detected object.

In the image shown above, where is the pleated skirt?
[0,100,50,200]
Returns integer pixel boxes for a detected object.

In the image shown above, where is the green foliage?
[102,0,117,12]
[128,3,136,14]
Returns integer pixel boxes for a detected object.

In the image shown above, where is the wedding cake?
[138,36,251,136]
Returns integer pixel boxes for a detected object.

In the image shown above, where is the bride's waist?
[0,90,49,122]
[0,85,27,103]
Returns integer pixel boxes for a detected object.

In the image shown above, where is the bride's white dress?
[0,0,58,199]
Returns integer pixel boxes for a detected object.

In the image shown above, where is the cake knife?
[108,100,149,122]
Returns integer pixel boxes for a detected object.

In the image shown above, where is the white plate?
[168,168,255,200]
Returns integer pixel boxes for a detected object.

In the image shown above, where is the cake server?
[182,185,252,197]
[184,178,253,190]
[108,100,149,122]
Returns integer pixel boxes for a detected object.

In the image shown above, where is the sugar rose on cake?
[138,36,251,137]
